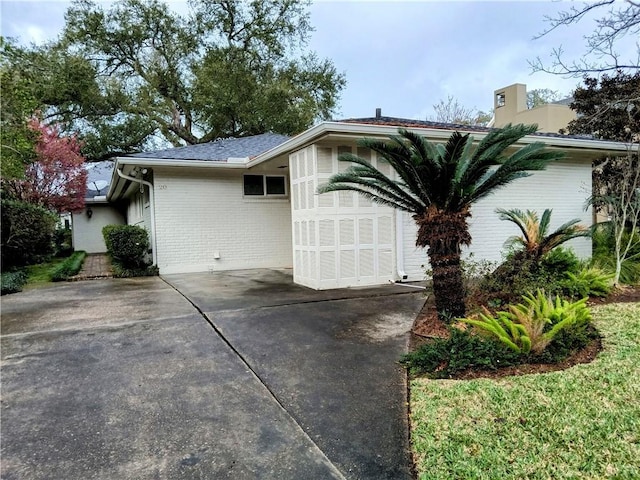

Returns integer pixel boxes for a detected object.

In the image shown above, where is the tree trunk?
[427,245,466,320]
[414,206,472,322]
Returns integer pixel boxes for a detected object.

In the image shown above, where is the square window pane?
[244,175,264,195]
[266,176,286,195]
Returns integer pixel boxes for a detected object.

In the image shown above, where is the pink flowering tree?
[6,118,88,213]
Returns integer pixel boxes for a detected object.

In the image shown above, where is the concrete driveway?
[1,270,425,479]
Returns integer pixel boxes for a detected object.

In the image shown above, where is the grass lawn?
[409,302,640,479]
[24,257,68,286]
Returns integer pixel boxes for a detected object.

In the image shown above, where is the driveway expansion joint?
[160,277,348,480]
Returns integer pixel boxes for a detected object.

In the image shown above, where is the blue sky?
[2,1,634,120]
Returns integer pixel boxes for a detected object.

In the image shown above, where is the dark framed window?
[266,176,286,195]
[243,175,264,195]
[243,175,287,197]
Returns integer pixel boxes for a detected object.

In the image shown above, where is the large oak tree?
[2,0,345,162]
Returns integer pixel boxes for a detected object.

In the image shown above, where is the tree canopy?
[2,0,345,162]
[2,118,88,213]
[567,71,640,142]
[568,71,640,285]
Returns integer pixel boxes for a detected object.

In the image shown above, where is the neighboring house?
[108,116,628,289]
[493,83,576,134]
[72,160,125,253]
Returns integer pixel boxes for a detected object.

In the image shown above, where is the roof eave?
[247,121,631,166]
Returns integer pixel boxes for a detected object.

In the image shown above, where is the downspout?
[116,168,157,267]
[395,211,408,282]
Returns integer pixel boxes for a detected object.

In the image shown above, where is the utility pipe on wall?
[395,211,408,282]
[116,168,157,267]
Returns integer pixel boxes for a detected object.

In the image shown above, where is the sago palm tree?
[318,124,564,320]
[496,208,590,262]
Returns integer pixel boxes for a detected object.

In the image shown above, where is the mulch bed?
[409,285,640,380]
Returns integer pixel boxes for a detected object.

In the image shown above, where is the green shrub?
[462,290,592,355]
[592,224,640,285]
[1,270,28,295]
[50,251,87,281]
[562,266,614,298]
[101,224,118,254]
[540,247,581,274]
[1,199,57,270]
[536,323,600,364]
[53,226,73,258]
[111,263,159,278]
[400,328,522,378]
[478,248,582,302]
[102,225,150,269]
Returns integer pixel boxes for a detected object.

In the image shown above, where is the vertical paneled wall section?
[290,143,396,289]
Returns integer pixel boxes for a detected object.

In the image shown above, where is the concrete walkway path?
[1,270,425,479]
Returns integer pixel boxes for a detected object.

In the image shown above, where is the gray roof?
[130,133,290,162]
[339,116,594,140]
[551,97,574,106]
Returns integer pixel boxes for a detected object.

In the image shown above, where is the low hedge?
[1,270,28,295]
[51,251,87,282]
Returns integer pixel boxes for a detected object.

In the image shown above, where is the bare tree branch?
[531,0,640,77]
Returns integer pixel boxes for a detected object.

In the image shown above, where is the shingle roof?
[339,116,594,140]
[130,133,290,161]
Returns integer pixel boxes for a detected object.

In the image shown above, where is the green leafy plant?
[50,251,87,281]
[462,290,592,355]
[1,270,28,295]
[400,328,522,378]
[562,266,614,298]
[463,308,532,353]
[496,208,590,262]
[592,224,640,285]
[478,247,582,303]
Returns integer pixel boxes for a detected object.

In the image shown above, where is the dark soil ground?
[409,285,640,379]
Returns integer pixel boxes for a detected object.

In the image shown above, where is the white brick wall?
[152,167,292,275]
[402,159,593,280]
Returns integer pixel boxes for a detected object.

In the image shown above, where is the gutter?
[116,168,157,267]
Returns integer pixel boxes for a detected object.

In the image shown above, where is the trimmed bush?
[1,270,28,295]
[111,263,159,278]
[1,199,57,270]
[102,225,150,269]
[51,251,87,281]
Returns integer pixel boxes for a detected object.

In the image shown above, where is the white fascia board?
[115,157,248,169]
[107,156,248,200]
[247,121,630,167]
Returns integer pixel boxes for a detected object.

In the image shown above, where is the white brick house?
[108,118,628,289]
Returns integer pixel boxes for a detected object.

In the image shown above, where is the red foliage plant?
[6,118,88,213]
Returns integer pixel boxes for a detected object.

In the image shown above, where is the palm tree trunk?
[415,206,472,322]
[427,246,466,320]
